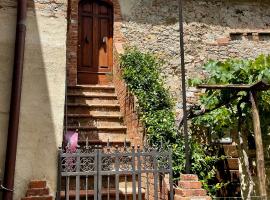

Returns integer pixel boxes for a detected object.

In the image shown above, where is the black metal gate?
[57,143,174,200]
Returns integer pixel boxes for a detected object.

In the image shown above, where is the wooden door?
[78,0,113,85]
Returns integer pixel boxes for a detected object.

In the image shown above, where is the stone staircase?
[61,84,138,199]
[66,85,129,146]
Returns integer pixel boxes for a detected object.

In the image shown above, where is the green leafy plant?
[189,54,270,197]
[120,47,223,196]
[190,55,270,139]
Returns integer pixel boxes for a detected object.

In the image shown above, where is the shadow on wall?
[0,0,66,199]
[123,0,270,29]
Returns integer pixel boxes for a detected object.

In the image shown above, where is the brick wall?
[113,45,144,147]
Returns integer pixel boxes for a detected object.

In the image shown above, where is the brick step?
[67,92,117,99]
[67,97,119,105]
[67,104,120,114]
[22,197,53,200]
[75,132,128,142]
[216,170,240,182]
[180,174,198,181]
[61,175,135,191]
[66,113,123,119]
[77,140,130,147]
[67,103,120,108]
[175,188,207,197]
[174,196,211,200]
[67,85,115,93]
[67,108,121,115]
[178,181,202,189]
[67,117,124,127]
[26,188,49,197]
[60,188,146,200]
[221,158,239,170]
[29,181,47,189]
[67,126,127,132]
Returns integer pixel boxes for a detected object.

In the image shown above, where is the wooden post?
[249,91,267,199]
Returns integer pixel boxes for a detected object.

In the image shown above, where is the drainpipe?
[1,0,27,200]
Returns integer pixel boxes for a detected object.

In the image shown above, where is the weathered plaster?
[0,1,67,199]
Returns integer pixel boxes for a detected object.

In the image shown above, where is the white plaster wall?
[0,0,67,199]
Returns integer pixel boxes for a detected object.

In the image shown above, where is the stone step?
[29,181,47,189]
[67,93,118,99]
[76,132,128,142]
[66,113,123,119]
[67,126,127,132]
[67,116,124,127]
[60,188,146,200]
[67,103,120,115]
[67,103,120,108]
[180,174,198,181]
[26,188,49,197]
[77,140,130,147]
[175,188,207,197]
[68,85,115,90]
[21,197,53,200]
[67,96,119,105]
[174,196,211,200]
[61,175,135,191]
[178,181,202,189]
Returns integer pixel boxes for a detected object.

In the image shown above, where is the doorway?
[77,0,113,85]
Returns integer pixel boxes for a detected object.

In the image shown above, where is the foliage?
[190,55,270,140]
[120,47,223,196]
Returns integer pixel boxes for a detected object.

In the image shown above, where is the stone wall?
[120,0,270,120]
[0,0,67,199]
[119,0,270,197]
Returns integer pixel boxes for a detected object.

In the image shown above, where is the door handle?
[102,36,107,44]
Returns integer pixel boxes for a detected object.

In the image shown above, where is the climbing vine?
[120,47,223,196]
[189,54,270,141]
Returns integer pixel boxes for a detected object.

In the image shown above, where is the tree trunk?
[250,91,267,199]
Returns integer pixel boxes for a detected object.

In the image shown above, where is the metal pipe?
[178,0,191,173]
[2,0,27,199]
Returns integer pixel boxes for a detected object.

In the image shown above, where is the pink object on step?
[65,131,78,152]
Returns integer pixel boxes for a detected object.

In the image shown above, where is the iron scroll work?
[57,143,174,200]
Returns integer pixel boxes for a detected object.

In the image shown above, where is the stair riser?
[67,118,124,127]
[68,98,119,105]
[68,87,115,94]
[61,176,136,191]
[67,108,120,115]
[74,132,127,142]
[61,195,145,200]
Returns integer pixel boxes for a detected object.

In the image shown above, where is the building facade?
[0,0,270,199]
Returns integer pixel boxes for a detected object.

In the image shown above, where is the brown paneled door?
[78,0,113,85]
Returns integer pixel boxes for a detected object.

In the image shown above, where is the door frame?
[77,0,114,85]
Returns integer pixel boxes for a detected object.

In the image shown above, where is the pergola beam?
[197,80,269,199]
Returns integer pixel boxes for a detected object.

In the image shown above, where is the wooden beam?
[249,91,267,199]
[197,80,270,91]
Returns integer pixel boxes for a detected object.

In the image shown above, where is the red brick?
[178,181,202,189]
[26,188,49,197]
[174,196,212,200]
[216,37,230,46]
[29,181,46,189]
[175,188,207,197]
[22,196,53,200]
[180,174,198,181]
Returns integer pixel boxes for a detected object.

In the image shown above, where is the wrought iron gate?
[57,143,174,200]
